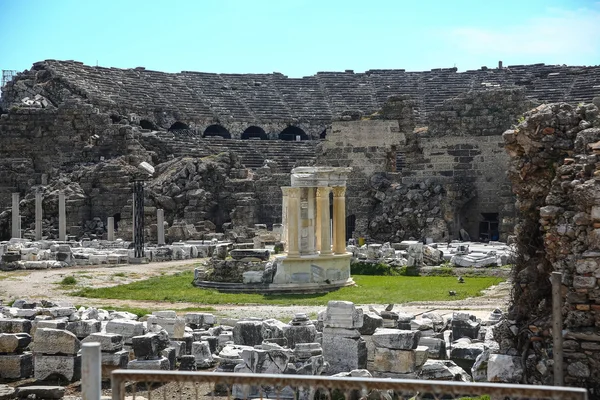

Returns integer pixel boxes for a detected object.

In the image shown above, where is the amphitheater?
[1,60,599,243]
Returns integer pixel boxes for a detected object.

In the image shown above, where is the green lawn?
[73,271,503,306]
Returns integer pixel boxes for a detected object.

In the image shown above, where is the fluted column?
[287,187,300,257]
[281,187,290,245]
[316,187,332,255]
[107,217,115,241]
[332,186,347,254]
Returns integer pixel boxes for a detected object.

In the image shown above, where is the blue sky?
[1,0,599,77]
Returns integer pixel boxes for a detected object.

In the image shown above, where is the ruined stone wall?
[504,100,600,392]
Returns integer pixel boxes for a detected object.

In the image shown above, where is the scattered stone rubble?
[0,297,514,397]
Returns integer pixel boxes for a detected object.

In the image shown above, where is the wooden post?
[551,271,564,386]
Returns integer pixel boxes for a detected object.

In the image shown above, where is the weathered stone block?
[0,319,32,334]
[573,276,597,289]
[487,354,524,382]
[34,354,81,381]
[131,332,170,360]
[105,320,146,342]
[82,333,123,352]
[66,319,101,339]
[358,313,383,336]
[372,328,421,350]
[0,333,31,353]
[0,353,33,379]
[322,330,366,374]
[33,328,80,355]
[418,337,447,359]
[127,356,170,370]
[233,321,263,346]
[191,341,214,368]
[372,347,417,373]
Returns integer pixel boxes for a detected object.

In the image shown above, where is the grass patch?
[73,271,503,306]
[113,272,127,277]
[60,276,77,286]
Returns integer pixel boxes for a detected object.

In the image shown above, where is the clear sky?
[1,0,599,78]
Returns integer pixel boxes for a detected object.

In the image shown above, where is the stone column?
[11,193,20,239]
[333,186,347,254]
[281,187,290,245]
[317,187,332,255]
[157,209,165,246]
[35,192,42,240]
[58,191,66,241]
[132,193,136,242]
[107,217,115,241]
[307,187,316,254]
[287,187,301,257]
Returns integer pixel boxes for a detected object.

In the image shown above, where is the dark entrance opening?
[479,213,499,242]
[140,119,157,130]
[346,214,356,241]
[203,124,231,139]
[113,213,121,231]
[241,126,267,140]
[168,121,190,131]
[279,126,308,141]
[319,129,327,139]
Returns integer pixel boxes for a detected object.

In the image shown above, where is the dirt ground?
[0,259,510,321]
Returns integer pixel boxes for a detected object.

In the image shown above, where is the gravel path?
[0,259,510,321]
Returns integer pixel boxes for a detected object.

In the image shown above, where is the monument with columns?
[272,166,354,289]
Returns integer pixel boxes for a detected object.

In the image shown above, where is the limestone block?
[452,317,480,340]
[34,354,81,381]
[358,313,383,336]
[0,333,31,353]
[131,332,170,360]
[262,319,287,342]
[127,356,170,370]
[418,337,447,359]
[0,353,33,379]
[33,328,80,355]
[233,321,263,346]
[322,330,367,374]
[487,354,523,383]
[101,350,129,368]
[372,347,417,373]
[185,313,216,328]
[573,276,597,289]
[14,386,65,399]
[0,319,32,334]
[283,324,316,348]
[81,333,123,352]
[450,341,485,373]
[105,320,146,342]
[419,360,471,382]
[323,301,363,329]
[242,271,263,283]
[191,341,214,368]
[152,311,177,318]
[415,345,429,367]
[66,319,101,339]
[372,328,421,350]
[169,340,186,357]
[147,316,185,339]
[45,307,77,318]
[162,347,177,370]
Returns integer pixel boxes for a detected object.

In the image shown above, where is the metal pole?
[551,271,564,386]
[82,342,101,400]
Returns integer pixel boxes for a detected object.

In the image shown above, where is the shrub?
[60,276,77,285]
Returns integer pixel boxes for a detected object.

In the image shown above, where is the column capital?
[287,187,301,199]
[281,186,292,196]
[332,186,346,197]
[316,186,331,198]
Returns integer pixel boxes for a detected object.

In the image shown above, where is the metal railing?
[110,370,589,400]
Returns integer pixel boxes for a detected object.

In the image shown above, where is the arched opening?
[319,129,327,139]
[168,121,190,131]
[140,119,157,130]
[279,126,308,141]
[110,114,122,124]
[241,126,268,140]
[203,124,231,139]
[346,214,356,241]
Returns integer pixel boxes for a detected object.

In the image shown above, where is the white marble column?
[307,187,316,254]
[317,187,332,255]
[281,187,290,245]
[35,192,42,240]
[286,187,300,257]
[332,187,347,254]
[11,193,20,239]
[157,209,165,246]
[107,217,115,241]
[58,191,66,241]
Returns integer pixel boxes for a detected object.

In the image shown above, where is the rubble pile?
[0,298,515,390]
[504,100,600,389]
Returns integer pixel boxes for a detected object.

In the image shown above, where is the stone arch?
[168,121,190,131]
[241,126,268,140]
[279,126,308,141]
[139,119,157,130]
[203,124,231,139]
